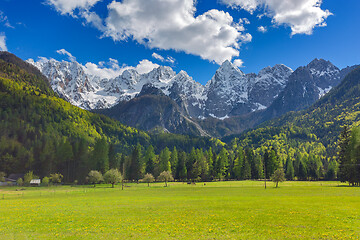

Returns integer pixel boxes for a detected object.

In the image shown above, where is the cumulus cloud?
[233,59,244,68]
[134,60,160,74]
[221,0,332,35]
[102,0,251,64]
[56,49,76,62]
[257,26,267,33]
[83,58,159,79]
[0,33,7,51]
[45,0,101,15]
[152,52,175,64]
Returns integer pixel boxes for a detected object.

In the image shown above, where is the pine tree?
[338,126,352,184]
[129,145,142,181]
[91,138,109,173]
[298,159,308,180]
[216,148,229,180]
[285,156,294,180]
[186,148,197,181]
[144,145,155,175]
[170,147,178,174]
[159,147,171,173]
[176,151,187,181]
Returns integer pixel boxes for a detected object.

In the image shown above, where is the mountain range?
[28,57,358,137]
[2,50,360,179]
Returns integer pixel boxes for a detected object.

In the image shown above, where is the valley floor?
[0,181,359,239]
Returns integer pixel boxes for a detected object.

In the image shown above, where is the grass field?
[1,181,360,239]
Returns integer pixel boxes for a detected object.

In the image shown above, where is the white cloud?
[56,49,76,62]
[103,0,251,64]
[222,0,260,13]
[83,58,159,79]
[0,33,7,51]
[257,26,267,33]
[233,59,244,68]
[152,53,164,62]
[134,60,160,74]
[239,18,250,25]
[0,11,14,28]
[46,0,101,15]
[152,52,175,64]
[221,0,332,35]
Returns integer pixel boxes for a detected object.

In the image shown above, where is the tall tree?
[159,147,171,173]
[129,145,142,181]
[176,151,187,181]
[285,156,295,180]
[216,148,229,180]
[170,147,178,174]
[337,126,352,184]
[144,145,155,175]
[91,138,109,173]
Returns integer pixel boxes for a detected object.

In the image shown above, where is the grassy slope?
[1,181,359,239]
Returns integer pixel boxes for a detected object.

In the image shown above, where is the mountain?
[96,83,210,136]
[30,56,358,137]
[226,65,360,157]
[29,58,293,118]
[0,52,215,180]
[262,59,346,120]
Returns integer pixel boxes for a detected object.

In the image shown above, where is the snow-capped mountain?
[263,58,348,120]
[29,57,349,124]
[28,57,294,119]
[27,56,358,136]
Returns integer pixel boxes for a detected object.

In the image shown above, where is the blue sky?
[0,0,359,84]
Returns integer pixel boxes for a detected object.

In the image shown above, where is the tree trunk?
[165,180,167,187]
[94,183,96,188]
[112,183,114,188]
[148,182,149,187]
[276,181,278,188]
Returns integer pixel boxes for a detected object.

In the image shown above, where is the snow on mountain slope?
[28,57,299,119]
[27,58,205,112]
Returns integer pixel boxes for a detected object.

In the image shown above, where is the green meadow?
[1,181,359,239]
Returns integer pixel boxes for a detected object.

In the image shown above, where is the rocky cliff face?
[263,59,349,121]
[28,58,293,119]
[28,57,356,136]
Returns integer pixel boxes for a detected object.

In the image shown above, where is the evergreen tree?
[233,147,244,179]
[206,148,214,180]
[144,145,155,175]
[91,138,109,173]
[176,151,187,181]
[298,159,308,180]
[108,144,117,169]
[242,156,252,180]
[216,148,229,180]
[170,147,178,174]
[253,153,264,179]
[285,156,294,180]
[129,145,142,181]
[186,148,197,180]
[194,149,209,181]
[159,147,171,173]
[338,126,352,184]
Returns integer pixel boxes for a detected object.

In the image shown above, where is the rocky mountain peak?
[137,83,165,97]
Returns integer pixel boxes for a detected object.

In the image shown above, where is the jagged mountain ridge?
[29,56,358,137]
[28,58,293,119]
[262,58,356,121]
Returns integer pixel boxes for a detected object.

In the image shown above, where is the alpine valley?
[28,57,358,137]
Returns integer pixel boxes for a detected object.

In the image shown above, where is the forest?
[0,53,360,185]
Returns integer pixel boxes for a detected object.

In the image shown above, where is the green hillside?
[224,66,360,178]
[0,53,214,181]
